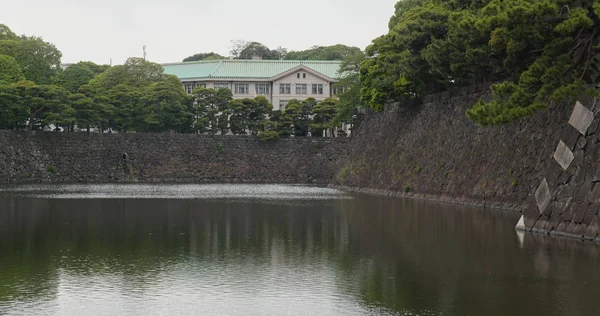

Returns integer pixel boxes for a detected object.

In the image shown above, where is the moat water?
[0,184,598,316]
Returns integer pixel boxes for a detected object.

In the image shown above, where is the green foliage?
[404,186,411,193]
[259,131,280,141]
[183,52,225,62]
[311,98,338,137]
[0,54,24,82]
[58,61,109,93]
[216,143,224,153]
[0,36,62,84]
[47,165,55,174]
[415,166,423,174]
[193,87,233,135]
[361,0,600,124]
[0,24,17,41]
[237,42,280,60]
[334,51,367,127]
[337,166,349,182]
[285,44,362,60]
[511,179,519,187]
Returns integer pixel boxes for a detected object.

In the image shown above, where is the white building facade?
[162,60,343,111]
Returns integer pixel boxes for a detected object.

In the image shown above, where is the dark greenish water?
[0,184,599,316]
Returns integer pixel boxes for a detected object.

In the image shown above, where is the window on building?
[184,83,194,94]
[279,100,289,111]
[234,83,249,94]
[194,83,206,89]
[279,84,291,94]
[303,73,306,79]
[297,73,300,79]
[255,84,271,95]
[312,84,323,95]
[333,86,346,95]
[214,83,229,90]
[295,84,307,94]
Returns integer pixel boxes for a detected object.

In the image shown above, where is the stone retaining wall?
[332,83,574,211]
[518,96,600,243]
[0,132,348,184]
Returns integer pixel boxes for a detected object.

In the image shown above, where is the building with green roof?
[162,59,343,110]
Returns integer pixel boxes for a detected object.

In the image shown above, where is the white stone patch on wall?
[535,178,551,215]
[515,215,526,230]
[569,101,594,135]
[553,140,575,171]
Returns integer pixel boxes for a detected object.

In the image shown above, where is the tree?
[12,81,69,130]
[0,81,24,129]
[88,57,165,90]
[225,99,249,135]
[193,87,232,135]
[285,44,362,60]
[58,61,109,93]
[138,75,193,133]
[333,51,366,129]
[183,52,225,62]
[311,98,338,137]
[268,110,293,137]
[0,24,17,41]
[238,42,278,60]
[0,36,62,84]
[229,40,249,59]
[0,54,24,83]
[42,86,74,131]
[247,96,272,135]
[284,99,313,136]
[360,0,600,125]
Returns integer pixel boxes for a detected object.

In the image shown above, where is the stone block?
[569,101,595,135]
[524,201,541,229]
[562,202,579,222]
[577,136,588,150]
[515,215,526,231]
[583,205,597,225]
[566,222,581,235]
[532,217,549,234]
[592,162,600,183]
[545,216,561,232]
[553,141,575,171]
[562,125,580,151]
[576,179,593,202]
[555,221,568,233]
[574,203,589,223]
[546,166,562,190]
[574,223,588,238]
[573,163,589,187]
[590,183,600,204]
[535,178,551,215]
[588,118,600,136]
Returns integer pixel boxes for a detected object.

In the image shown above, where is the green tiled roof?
[162,60,342,81]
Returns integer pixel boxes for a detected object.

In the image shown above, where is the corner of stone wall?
[519,95,600,243]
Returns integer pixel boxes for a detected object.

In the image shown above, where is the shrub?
[216,143,224,153]
[259,131,280,141]
[48,165,56,174]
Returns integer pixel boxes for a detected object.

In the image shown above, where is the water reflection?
[0,185,599,316]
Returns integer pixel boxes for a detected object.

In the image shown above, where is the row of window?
[185,82,332,96]
[279,84,323,95]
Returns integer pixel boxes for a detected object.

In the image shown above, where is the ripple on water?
[0,183,350,201]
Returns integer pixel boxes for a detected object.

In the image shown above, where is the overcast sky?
[1,0,397,65]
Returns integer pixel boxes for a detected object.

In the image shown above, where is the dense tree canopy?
[0,24,349,136]
[183,52,226,62]
[0,54,24,83]
[58,61,109,93]
[0,35,62,85]
[360,0,600,124]
[285,45,362,61]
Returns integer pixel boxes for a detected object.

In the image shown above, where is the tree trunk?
[28,104,46,131]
